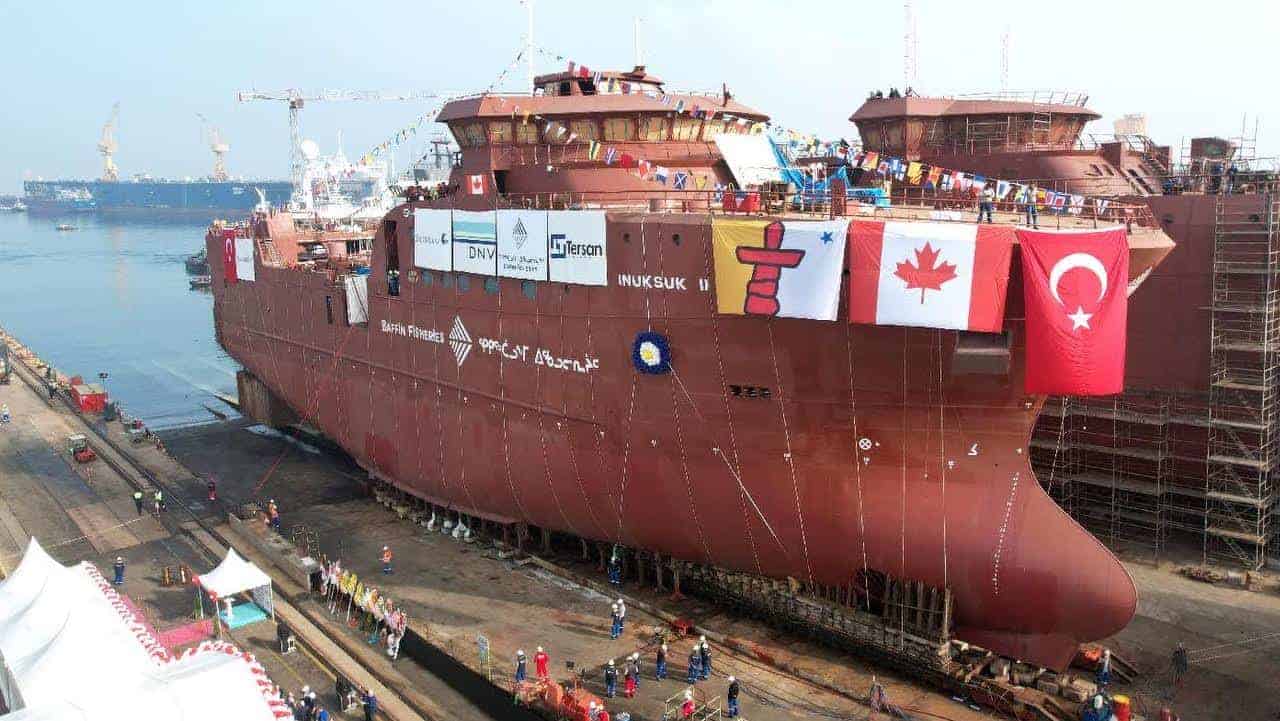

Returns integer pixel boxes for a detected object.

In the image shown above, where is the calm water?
[0,212,241,429]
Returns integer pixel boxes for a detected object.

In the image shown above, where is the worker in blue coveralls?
[656,643,668,680]
[727,675,741,717]
[609,602,621,640]
[603,659,618,698]
[514,649,527,683]
[607,552,621,585]
[687,646,701,684]
[112,556,126,585]
[698,637,711,680]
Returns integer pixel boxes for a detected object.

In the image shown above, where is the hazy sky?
[3,0,1277,193]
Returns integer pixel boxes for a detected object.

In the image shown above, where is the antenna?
[903,1,918,89]
[634,16,644,67]
[522,0,535,90]
[1000,25,1010,91]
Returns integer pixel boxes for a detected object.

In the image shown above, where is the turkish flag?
[1019,227,1129,395]
[468,173,486,195]
[848,220,1014,331]
[222,229,237,283]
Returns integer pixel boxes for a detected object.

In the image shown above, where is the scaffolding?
[1205,197,1280,568]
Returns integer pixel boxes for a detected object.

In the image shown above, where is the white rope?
[765,321,814,585]
[936,331,949,591]
[844,322,873,612]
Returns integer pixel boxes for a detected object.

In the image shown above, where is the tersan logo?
[550,233,604,260]
[512,218,529,249]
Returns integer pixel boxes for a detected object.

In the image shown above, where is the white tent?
[0,540,285,721]
[195,548,274,619]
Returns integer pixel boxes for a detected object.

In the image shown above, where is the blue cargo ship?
[23,178,294,217]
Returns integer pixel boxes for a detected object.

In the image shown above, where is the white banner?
[234,237,256,281]
[713,133,783,187]
[547,210,607,286]
[497,209,548,280]
[345,274,368,325]
[413,208,452,271]
[452,210,497,275]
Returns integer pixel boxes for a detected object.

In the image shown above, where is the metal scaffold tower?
[1205,196,1280,568]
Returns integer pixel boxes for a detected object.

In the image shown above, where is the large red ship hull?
[210,210,1160,670]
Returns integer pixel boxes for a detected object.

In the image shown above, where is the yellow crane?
[97,102,120,182]
[196,113,230,181]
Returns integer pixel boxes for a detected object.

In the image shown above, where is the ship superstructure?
[208,68,1174,674]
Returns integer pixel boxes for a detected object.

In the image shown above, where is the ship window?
[541,121,563,143]
[441,273,453,288]
[558,81,571,96]
[672,233,681,246]
[577,79,596,95]
[521,280,536,299]
[569,120,598,142]
[462,123,485,147]
[421,271,433,287]
[487,122,513,144]
[515,121,538,145]
[483,277,499,294]
[700,119,726,140]
[456,274,470,292]
[672,117,701,141]
[602,117,636,142]
[324,295,334,324]
[640,116,669,142]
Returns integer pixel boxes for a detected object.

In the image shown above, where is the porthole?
[521,280,536,300]
[672,233,682,246]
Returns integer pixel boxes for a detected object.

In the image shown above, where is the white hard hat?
[517,649,524,656]
[728,675,736,682]
[608,659,615,665]
[536,646,543,653]
[617,598,624,604]
[699,635,707,642]
[589,702,597,709]
[685,690,693,699]
[662,643,668,651]
[116,556,123,562]
[301,686,309,693]
[382,545,388,550]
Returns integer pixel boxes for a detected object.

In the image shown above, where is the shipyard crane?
[98,102,120,182]
[234,89,445,204]
[196,113,230,182]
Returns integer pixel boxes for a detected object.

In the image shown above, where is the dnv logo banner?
[497,209,549,280]
[452,210,498,276]
[712,218,850,320]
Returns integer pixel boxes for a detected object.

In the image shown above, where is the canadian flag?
[1019,227,1129,395]
[468,173,487,195]
[848,220,1014,331]
[222,229,237,283]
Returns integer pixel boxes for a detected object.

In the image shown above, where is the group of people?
[318,557,409,660]
[130,488,167,516]
[515,628,741,718]
[976,181,1042,227]
[282,682,379,721]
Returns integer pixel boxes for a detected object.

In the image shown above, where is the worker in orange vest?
[534,646,549,678]
[381,546,393,574]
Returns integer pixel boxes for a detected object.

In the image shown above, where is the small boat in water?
[189,275,212,289]
[185,248,209,275]
[55,224,76,231]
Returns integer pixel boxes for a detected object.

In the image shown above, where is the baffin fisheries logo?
[449,316,472,367]
[511,218,529,250]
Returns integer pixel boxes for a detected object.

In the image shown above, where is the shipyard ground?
[3,353,1277,721]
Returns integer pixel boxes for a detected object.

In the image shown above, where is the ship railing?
[500,188,1156,229]
[942,89,1091,107]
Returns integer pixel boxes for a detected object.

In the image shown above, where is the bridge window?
[700,119,726,139]
[456,274,470,292]
[461,123,485,147]
[672,117,700,141]
[569,120,598,142]
[483,277,499,294]
[515,121,538,145]
[603,117,636,141]
[521,280,536,300]
[487,122,513,144]
[640,117,668,142]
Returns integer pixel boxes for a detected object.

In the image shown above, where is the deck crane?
[196,113,231,181]
[234,89,444,205]
[97,102,120,182]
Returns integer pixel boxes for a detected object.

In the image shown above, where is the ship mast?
[97,102,120,183]
[522,0,535,91]
[634,16,644,67]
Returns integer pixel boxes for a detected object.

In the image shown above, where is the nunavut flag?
[848,220,1014,331]
[1019,227,1129,395]
[712,218,850,320]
